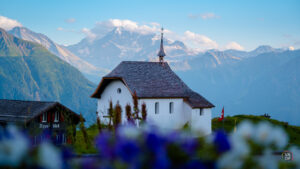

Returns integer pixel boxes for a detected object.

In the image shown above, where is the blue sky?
[1,0,300,50]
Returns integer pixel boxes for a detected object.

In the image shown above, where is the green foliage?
[79,114,90,148]
[125,104,133,124]
[212,115,300,147]
[132,91,139,120]
[73,123,109,154]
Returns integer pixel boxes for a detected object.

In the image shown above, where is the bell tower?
[157,27,166,63]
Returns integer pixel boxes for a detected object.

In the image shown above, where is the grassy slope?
[212,115,300,147]
[73,124,101,154]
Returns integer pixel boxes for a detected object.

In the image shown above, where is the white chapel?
[91,28,214,135]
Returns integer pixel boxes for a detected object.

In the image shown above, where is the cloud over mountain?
[89,19,161,40]
[225,41,244,50]
[0,16,22,30]
[182,31,218,51]
[80,19,220,52]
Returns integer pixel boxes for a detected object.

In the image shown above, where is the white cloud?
[91,19,161,39]
[0,16,22,30]
[65,18,76,23]
[224,41,244,50]
[201,13,220,20]
[81,27,96,40]
[182,30,218,51]
[57,27,64,31]
[188,13,220,20]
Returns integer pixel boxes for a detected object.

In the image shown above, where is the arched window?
[117,88,122,94]
[169,102,174,114]
[155,102,159,114]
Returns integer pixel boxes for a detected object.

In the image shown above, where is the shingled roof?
[91,61,214,108]
[0,99,78,123]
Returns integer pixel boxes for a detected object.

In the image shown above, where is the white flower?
[117,125,141,139]
[234,120,254,140]
[253,122,274,145]
[230,136,249,157]
[251,122,288,149]
[38,142,62,169]
[217,151,244,169]
[0,126,29,167]
[258,149,279,169]
[271,126,288,149]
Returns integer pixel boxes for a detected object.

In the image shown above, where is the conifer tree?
[132,91,140,124]
[126,104,134,125]
[141,102,147,122]
[96,111,102,133]
[108,100,114,131]
[114,103,122,129]
[79,113,89,148]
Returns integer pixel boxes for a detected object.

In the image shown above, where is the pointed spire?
[158,27,166,63]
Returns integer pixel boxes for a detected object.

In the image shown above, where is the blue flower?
[80,158,98,169]
[94,131,114,159]
[213,130,231,153]
[115,138,140,163]
[152,148,170,169]
[145,131,165,153]
[181,138,199,155]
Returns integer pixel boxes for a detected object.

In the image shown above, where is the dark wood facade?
[0,99,81,145]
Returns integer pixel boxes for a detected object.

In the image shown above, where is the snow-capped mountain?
[8,27,108,82]
[67,26,286,74]
[67,27,192,70]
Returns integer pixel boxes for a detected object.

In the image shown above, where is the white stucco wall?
[96,79,212,135]
[139,98,187,129]
[97,80,132,124]
[190,108,212,135]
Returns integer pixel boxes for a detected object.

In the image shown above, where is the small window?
[54,112,59,122]
[200,108,204,116]
[155,102,159,114]
[42,112,47,122]
[169,102,174,114]
[117,88,122,94]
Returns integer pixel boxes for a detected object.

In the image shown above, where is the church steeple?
[157,27,166,63]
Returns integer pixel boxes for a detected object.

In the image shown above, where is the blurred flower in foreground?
[38,142,63,169]
[0,121,298,169]
[0,126,29,167]
[213,130,231,153]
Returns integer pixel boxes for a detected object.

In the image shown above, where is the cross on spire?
[158,27,166,63]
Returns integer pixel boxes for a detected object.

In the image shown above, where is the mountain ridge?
[8,27,108,82]
[0,28,96,124]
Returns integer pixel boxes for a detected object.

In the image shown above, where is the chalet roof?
[91,61,214,108]
[0,99,79,123]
